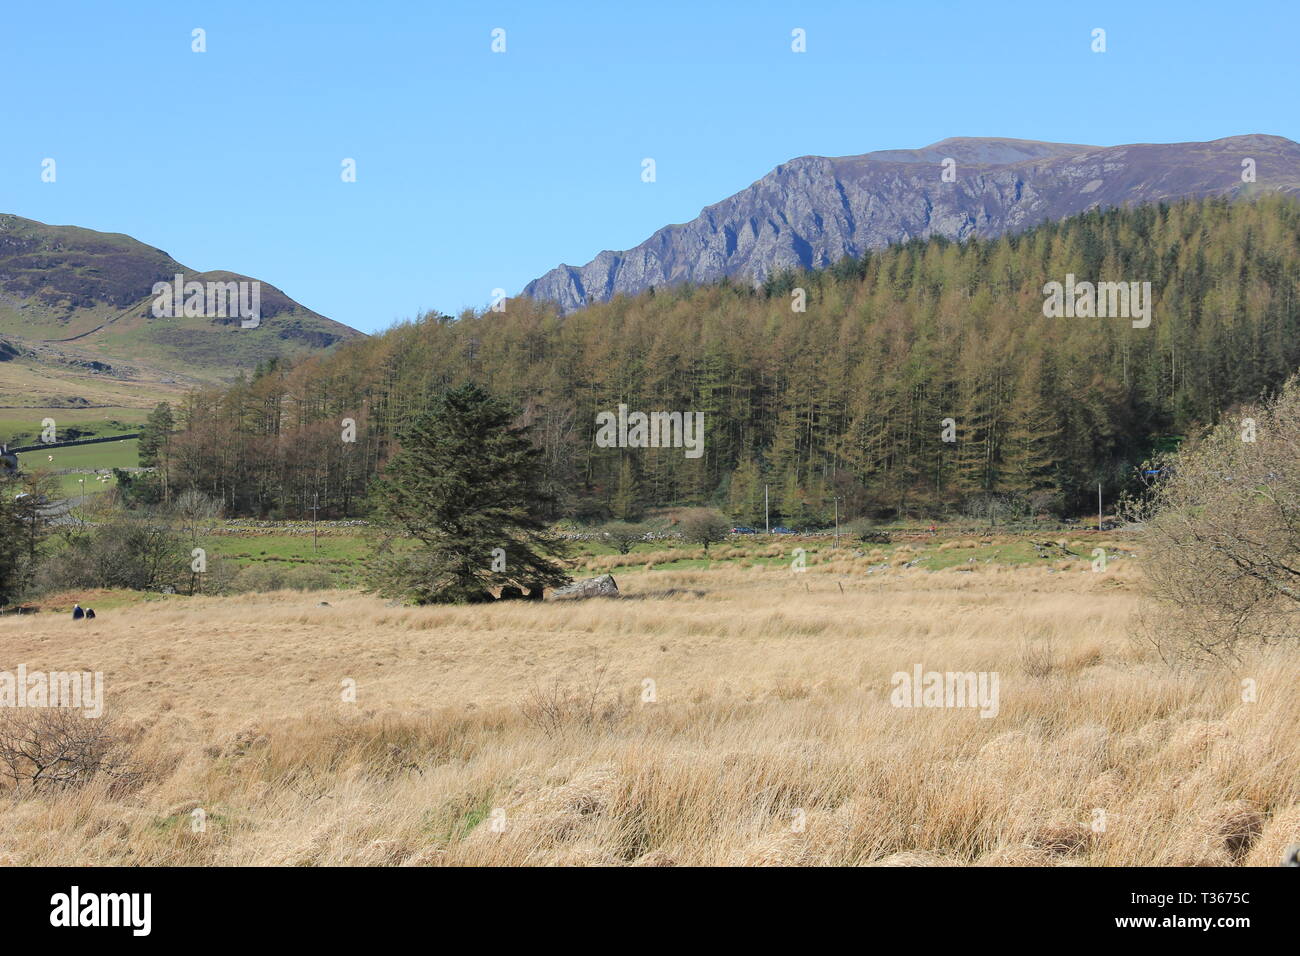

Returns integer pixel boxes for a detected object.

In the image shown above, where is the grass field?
[23,437,139,471]
[193,527,1132,589]
[15,438,139,501]
[51,471,119,499]
[2,554,1296,866]
[204,532,370,587]
[0,409,147,448]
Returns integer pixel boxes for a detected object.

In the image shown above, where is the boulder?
[552,574,619,600]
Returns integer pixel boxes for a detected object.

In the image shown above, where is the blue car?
[771,526,794,534]
[731,526,758,534]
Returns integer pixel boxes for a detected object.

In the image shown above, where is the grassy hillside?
[0,214,363,384]
[0,346,182,431]
[0,406,149,447]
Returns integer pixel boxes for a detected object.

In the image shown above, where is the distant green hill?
[0,214,363,382]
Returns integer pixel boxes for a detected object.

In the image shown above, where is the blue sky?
[2,1,1295,334]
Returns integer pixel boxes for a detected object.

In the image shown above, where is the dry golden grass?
[0,560,1296,866]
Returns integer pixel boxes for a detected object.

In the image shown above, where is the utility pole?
[1098,482,1102,533]
[765,484,770,534]
[312,492,320,551]
[833,496,841,547]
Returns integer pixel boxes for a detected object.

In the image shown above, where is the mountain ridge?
[522,134,1300,313]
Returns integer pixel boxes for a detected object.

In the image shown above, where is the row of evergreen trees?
[159,195,1300,523]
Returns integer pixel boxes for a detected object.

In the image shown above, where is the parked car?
[731,526,758,534]
[771,526,794,534]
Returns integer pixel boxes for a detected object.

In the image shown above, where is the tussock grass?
[0,562,1294,866]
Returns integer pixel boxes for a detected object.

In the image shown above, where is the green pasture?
[25,437,139,471]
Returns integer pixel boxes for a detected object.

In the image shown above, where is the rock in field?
[552,574,619,600]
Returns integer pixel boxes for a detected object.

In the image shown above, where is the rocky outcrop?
[551,574,619,600]
[522,135,1300,313]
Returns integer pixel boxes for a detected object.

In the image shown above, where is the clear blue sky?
[2,0,1294,334]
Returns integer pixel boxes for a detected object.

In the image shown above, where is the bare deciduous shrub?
[0,710,133,792]
[518,659,629,737]
[195,553,238,594]
[961,492,1029,527]
[601,522,648,555]
[284,565,337,591]
[1129,375,1300,663]
[1020,638,1057,679]
[35,517,189,593]
[34,491,224,597]
[230,563,284,593]
[172,488,222,542]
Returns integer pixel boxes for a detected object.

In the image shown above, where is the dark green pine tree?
[0,481,25,608]
[0,471,56,607]
[367,383,571,604]
[137,401,175,467]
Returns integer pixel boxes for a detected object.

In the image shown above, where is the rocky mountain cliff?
[523,134,1300,313]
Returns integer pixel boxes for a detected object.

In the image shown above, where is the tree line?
[155,195,1300,524]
